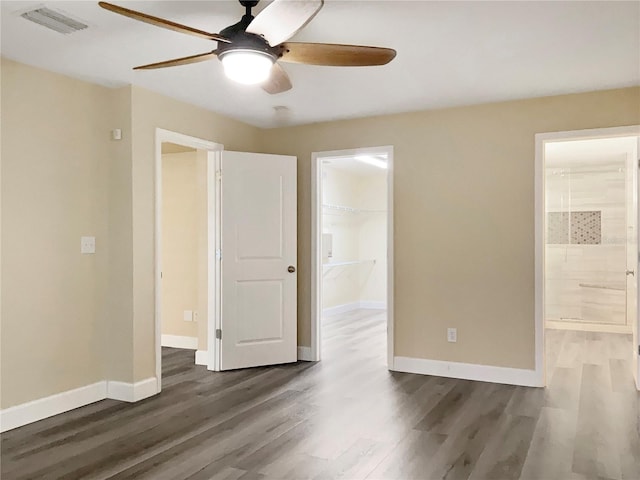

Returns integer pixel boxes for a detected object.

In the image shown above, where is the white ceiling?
[2,1,639,128]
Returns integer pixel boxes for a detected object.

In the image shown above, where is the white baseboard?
[161,334,198,350]
[322,301,387,316]
[0,381,107,433]
[358,301,386,310]
[0,377,160,432]
[195,350,208,366]
[322,302,359,316]
[393,356,543,387]
[107,377,158,402]
[297,346,314,361]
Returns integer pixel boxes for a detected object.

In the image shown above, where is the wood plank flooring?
[2,310,639,479]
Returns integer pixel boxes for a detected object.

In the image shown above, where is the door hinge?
[638,345,640,356]
[216,329,222,340]
[216,249,222,260]
[216,170,222,181]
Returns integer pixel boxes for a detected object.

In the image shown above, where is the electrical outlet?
[193,311,198,322]
[80,236,96,254]
[183,310,193,322]
[447,328,457,343]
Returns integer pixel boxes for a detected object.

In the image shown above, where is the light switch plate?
[81,236,96,254]
[183,310,193,322]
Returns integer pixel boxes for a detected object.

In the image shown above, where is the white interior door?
[220,151,297,370]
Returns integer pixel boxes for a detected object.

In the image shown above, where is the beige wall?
[2,55,639,409]
[106,85,134,384]
[1,59,113,407]
[259,87,640,370]
[161,152,199,339]
[0,59,261,406]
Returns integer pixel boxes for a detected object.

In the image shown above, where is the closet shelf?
[322,203,386,216]
[322,259,376,278]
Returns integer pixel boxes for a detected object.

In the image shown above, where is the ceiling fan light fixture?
[219,49,275,85]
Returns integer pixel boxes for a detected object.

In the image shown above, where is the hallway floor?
[1,311,639,479]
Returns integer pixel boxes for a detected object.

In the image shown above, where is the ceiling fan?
[98,0,396,94]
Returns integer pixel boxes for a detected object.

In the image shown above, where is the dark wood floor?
[2,310,639,479]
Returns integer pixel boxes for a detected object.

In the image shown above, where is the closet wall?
[322,165,387,313]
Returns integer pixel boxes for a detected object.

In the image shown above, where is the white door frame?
[535,125,640,390]
[311,146,395,367]
[155,128,223,393]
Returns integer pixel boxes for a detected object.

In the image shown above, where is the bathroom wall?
[545,157,627,325]
[322,165,387,311]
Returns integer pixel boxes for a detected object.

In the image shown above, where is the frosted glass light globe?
[221,50,274,85]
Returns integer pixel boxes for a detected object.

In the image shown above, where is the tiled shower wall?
[545,162,627,325]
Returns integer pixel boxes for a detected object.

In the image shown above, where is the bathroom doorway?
[536,126,640,391]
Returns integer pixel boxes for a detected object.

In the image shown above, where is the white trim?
[535,125,640,390]
[195,350,208,366]
[208,150,222,372]
[161,334,198,349]
[394,357,542,387]
[0,381,107,433]
[155,128,224,391]
[297,346,314,361]
[546,320,632,335]
[311,146,395,367]
[107,377,158,403]
[311,152,321,362]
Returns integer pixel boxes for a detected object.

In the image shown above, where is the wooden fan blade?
[98,2,230,43]
[246,0,323,47]
[262,63,292,95]
[279,42,396,66]
[134,51,218,70]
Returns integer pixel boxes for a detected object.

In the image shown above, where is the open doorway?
[311,147,394,367]
[536,126,640,396]
[159,142,208,384]
[155,130,222,392]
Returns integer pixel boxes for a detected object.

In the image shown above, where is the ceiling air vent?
[20,7,88,34]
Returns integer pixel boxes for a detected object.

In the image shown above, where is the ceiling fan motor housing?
[217,5,280,63]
